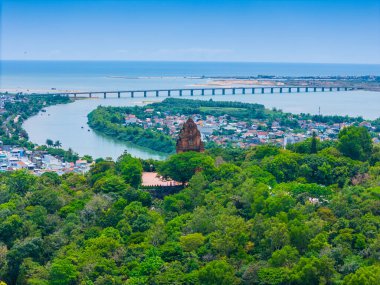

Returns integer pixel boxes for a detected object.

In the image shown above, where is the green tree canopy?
[337,126,373,161]
[198,260,239,285]
[159,151,215,184]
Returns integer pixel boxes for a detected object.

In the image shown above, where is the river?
[23,90,380,160]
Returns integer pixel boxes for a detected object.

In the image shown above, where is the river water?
[2,60,379,160]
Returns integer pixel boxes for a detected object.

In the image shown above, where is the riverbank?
[0,94,96,174]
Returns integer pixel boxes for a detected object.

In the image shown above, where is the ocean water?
[2,60,379,160]
[1,60,380,92]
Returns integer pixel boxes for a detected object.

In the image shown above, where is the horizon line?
[1,59,380,66]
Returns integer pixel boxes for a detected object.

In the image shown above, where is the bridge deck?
[19,85,358,97]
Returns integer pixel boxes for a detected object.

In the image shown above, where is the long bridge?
[42,86,358,99]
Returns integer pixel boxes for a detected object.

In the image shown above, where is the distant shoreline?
[2,73,380,94]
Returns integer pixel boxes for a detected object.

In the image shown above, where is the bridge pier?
[314,87,317,92]
[280,88,283,93]
[222,89,225,95]
[74,93,77,99]
[297,87,300,93]
[262,88,265,94]
[156,91,159,97]
[337,87,340,91]
[305,87,308,92]
[252,88,255,94]
[89,93,92,98]
[270,88,274,94]
[201,89,205,96]
[322,87,325,92]
[190,90,193,96]
[118,92,121,98]
[179,90,182,97]
[242,88,246,95]
[344,87,348,91]
[212,89,215,95]
[232,88,236,95]
[288,87,291,93]
[329,87,333,91]
[131,92,134,98]
[168,90,171,97]
[144,91,147,98]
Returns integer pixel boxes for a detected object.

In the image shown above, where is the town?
[0,144,91,175]
[124,108,380,149]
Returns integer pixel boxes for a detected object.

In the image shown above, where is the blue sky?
[1,0,380,63]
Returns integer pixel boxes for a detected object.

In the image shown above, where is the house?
[75,160,87,168]
[271,121,280,129]
[257,131,269,139]
[0,152,8,164]
[13,161,28,170]
[8,157,20,168]
[125,114,137,124]
[11,148,24,158]
[42,155,62,170]
[199,125,217,137]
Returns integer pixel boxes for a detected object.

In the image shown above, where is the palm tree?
[46,139,54,147]
[54,140,62,148]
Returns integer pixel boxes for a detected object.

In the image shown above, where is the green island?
[1,96,380,284]
[87,98,380,153]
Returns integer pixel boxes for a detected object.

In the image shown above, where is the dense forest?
[1,125,380,284]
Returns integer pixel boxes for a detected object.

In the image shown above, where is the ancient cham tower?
[176,118,205,153]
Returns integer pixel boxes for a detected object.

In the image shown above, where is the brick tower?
[176,118,205,153]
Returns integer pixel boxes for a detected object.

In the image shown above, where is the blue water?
[1,60,380,92]
[4,60,378,160]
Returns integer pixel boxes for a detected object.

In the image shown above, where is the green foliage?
[93,175,127,193]
[248,144,280,160]
[6,170,36,195]
[49,259,78,285]
[1,126,380,284]
[198,260,239,285]
[290,256,336,285]
[87,106,175,153]
[180,233,206,252]
[337,126,373,161]
[116,153,143,188]
[343,265,380,285]
[159,151,215,184]
[262,152,301,182]
[269,246,299,267]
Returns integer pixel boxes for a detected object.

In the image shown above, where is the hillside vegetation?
[1,126,380,284]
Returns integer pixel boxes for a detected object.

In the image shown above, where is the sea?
[1,60,380,160]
